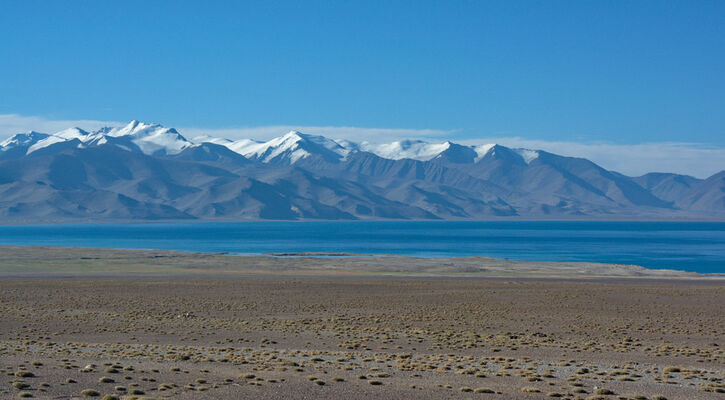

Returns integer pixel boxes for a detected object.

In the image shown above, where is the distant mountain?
[674,171,725,212]
[0,120,192,159]
[0,131,50,160]
[0,120,722,221]
[633,173,702,203]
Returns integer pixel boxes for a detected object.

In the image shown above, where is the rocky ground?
[0,247,723,399]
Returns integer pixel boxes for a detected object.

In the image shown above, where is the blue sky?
[1,1,724,176]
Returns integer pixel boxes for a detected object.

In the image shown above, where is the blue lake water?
[0,221,723,273]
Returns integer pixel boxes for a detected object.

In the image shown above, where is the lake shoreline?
[1,245,722,280]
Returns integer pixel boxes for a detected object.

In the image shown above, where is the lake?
[0,221,723,273]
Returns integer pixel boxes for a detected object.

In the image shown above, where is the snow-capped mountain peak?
[265,130,306,149]
[106,120,152,137]
[281,130,304,140]
[107,120,176,139]
[208,130,350,164]
[253,131,310,163]
[104,121,191,155]
[0,131,49,149]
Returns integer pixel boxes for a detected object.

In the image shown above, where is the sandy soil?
[0,247,723,399]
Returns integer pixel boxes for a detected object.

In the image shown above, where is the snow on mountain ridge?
[23,127,100,154]
[27,135,68,154]
[0,131,49,149]
[514,149,540,164]
[197,130,351,163]
[0,120,544,165]
[1,121,192,156]
[53,127,93,140]
[105,120,191,155]
[260,131,315,163]
[356,140,540,164]
[473,144,496,162]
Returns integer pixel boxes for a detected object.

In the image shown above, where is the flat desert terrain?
[0,247,723,399]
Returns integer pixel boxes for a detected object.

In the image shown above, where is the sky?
[0,1,723,177]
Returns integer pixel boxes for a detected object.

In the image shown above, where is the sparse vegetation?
[0,255,721,399]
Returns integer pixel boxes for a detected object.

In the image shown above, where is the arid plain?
[0,247,723,399]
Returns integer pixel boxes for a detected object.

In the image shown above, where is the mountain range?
[0,120,722,222]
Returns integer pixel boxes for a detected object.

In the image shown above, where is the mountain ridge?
[0,121,722,221]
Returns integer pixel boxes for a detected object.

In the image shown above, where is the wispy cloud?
[0,114,722,178]
[0,114,451,143]
[179,125,453,142]
[0,114,124,137]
